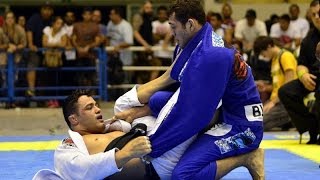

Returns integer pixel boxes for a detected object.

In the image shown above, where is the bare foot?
[244,148,265,180]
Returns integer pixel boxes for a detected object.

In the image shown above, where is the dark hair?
[310,0,319,7]
[82,7,93,14]
[157,5,168,13]
[111,7,124,18]
[62,89,92,129]
[253,36,274,55]
[289,4,300,11]
[51,16,63,25]
[245,9,256,19]
[169,0,206,26]
[279,14,290,22]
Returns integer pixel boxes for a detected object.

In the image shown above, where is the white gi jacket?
[54,130,122,180]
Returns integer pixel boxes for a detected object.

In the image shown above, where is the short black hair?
[245,9,256,19]
[62,89,92,129]
[253,36,274,55]
[157,5,168,13]
[279,14,291,22]
[169,0,206,26]
[111,7,124,18]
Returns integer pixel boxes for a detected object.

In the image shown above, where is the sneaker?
[26,89,35,97]
[53,100,60,108]
[47,100,56,108]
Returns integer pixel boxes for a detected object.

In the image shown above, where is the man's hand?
[114,106,152,124]
[29,45,37,52]
[300,73,317,91]
[114,108,135,123]
[115,136,152,168]
[121,136,152,158]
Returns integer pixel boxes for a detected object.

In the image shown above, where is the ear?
[68,114,79,126]
[187,19,195,31]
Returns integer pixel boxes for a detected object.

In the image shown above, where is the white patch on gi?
[205,123,232,136]
[244,103,263,122]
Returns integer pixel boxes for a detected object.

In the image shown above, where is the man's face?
[109,10,118,23]
[92,10,102,23]
[169,13,193,48]
[209,16,221,29]
[74,95,105,134]
[289,6,299,20]
[279,19,289,31]
[82,11,92,22]
[260,47,273,61]
[157,9,168,22]
[41,7,53,20]
[143,2,153,16]
[65,12,75,25]
[311,4,320,31]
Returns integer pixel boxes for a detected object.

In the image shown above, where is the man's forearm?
[137,69,175,103]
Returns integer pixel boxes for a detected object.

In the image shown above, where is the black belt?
[145,162,160,180]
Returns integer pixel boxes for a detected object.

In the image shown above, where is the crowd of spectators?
[0,1,319,143]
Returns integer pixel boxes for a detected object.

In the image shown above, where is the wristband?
[297,70,307,80]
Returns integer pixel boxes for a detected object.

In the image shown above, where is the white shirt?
[106,19,133,65]
[43,26,67,45]
[54,130,121,180]
[290,17,310,38]
[270,22,301,40]
[152,20,173,59]
[235,18,267,51]
[62,24,74,38]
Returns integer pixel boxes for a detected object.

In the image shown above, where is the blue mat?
[0,149,319,179]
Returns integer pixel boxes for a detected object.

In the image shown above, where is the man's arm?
[137,64,176,104]
[55,135,151,179]
[297,65,317,91]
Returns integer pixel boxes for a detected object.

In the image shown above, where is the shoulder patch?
[62,137,76,148]
[234,52,248,80]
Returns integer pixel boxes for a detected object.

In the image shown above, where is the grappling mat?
[0,132,319,179]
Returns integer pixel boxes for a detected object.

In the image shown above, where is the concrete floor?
[0,102,115,136]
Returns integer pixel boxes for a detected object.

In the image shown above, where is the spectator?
[132,0,158,83]
[270,14,301,51]
[25,3,54,97]
[254,36,297,131]
[265,14,279,35]
[289,4,310,39]
[0,11,26,89]
[17,15,26,30]
[92,9,107,45]
[42,16,67,108]
[207,11,224,38]
[152,6,173,76]
[235,9,267,57]
[221,3,235,45]
[0,27,9,89]
[72,7,101,87]
[278,0,320,145]
[106,7,133,100]
[62,10,76,61]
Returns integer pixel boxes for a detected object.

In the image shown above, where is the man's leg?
[279,80,318,143]
[215,148,264,180]
[172,124,264,180]
[263,102,291,131]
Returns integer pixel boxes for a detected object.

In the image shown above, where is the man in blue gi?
[117,1,265,179]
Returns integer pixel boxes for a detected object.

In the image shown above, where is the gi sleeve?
[54,145,121,180]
